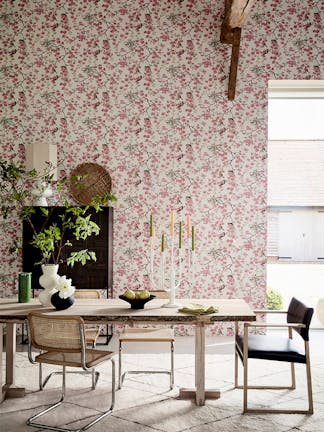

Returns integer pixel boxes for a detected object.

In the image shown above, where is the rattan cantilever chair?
[235,297,313,414]
[118,290,175,390]
[74,290,102,348]
[26,312,115,432]
[39,290,102,391]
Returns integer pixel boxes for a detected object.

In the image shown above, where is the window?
[267,80,324,262]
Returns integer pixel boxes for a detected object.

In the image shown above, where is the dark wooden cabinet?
[22,206,113,298]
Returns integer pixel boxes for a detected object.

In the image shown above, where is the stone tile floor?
[1,332,323,431]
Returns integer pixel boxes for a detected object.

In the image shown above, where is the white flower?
[56,276,75,299]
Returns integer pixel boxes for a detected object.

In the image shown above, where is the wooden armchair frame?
[234,298,313,414]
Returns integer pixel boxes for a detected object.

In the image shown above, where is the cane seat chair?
[74,290,102,348]
[118,290,175,390]
[39,289,102,391]
[26,312,115,432]
[235,297,314,414]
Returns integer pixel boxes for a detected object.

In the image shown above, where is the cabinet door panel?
[22,206,113,297]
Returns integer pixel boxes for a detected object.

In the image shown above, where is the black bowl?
[119,294,156,309]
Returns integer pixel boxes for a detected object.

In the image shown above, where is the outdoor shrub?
[266,287,283,310]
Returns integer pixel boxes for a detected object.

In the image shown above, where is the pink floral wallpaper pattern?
[0,0,322,335]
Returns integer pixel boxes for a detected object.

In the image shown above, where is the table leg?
[6,323,16,386]
[1,324,4,402]
[195,322,205,405]
[179,322,220,406]
[1,323,25,403]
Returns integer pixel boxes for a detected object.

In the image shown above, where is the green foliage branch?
[0,159,116,267]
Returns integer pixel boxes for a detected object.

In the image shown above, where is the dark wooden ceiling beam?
[228,28,242,101]
[220,0,257,100]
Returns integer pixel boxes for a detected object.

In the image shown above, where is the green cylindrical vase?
[18,272,32,303]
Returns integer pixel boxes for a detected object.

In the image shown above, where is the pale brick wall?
[268,140,324,206]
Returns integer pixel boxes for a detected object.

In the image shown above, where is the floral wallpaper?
[0,0,322,335]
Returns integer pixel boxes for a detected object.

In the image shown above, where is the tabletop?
[0,298,255,324]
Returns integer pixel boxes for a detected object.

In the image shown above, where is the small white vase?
[38,264,59,306]
[316,298,324,325]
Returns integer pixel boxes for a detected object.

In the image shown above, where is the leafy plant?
[0,158,116,267]
[266,287,283,310]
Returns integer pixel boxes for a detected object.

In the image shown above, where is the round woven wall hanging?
[69,162,112,205]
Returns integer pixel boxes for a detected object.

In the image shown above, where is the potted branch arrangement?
[0,159,117,308]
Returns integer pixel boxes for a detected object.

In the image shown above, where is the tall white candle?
[170,210,175,236]
[186,214,191,238]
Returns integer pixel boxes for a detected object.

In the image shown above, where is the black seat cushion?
[236,333,306,364]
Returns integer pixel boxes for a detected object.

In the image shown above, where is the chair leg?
[39,344,99,391]
[39,362,43,390]
[234,350,239,388]
[170,340,174,389]
[27,365,66,429]
[118,340,122,389]
[82,359,115,432]
[239,340,314,414]
[290,362,296,389]
[40,366,99,391]
[289,327,296,390]
[243,325,249,413]
[27,361,115,432]
[118,339,174,390]
[305,342,314,414]
[234,321,239,389]
[236,325,297,393]
[91,368,98,390]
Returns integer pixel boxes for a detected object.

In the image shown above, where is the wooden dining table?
[0,297,255,406]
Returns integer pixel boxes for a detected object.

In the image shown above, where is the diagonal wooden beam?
[220,0,234,44]
[228,28,241,101]
[220,0,256,100]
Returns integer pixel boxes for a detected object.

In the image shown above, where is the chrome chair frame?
[39,290,101,391]
[26,313,115,432]
[118,290,175,391]
[118,332,174,390]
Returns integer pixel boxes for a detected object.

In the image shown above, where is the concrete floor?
[1,332,324,432]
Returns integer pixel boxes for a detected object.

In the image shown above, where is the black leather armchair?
[235,297,314,414]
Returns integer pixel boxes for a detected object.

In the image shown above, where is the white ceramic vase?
[38,264,59,306]
[316,297,324,325]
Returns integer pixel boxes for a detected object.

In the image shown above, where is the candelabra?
[149,213,195,308]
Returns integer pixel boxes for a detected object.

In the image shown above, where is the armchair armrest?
[253,309,288,314]
[244,322,305,329]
